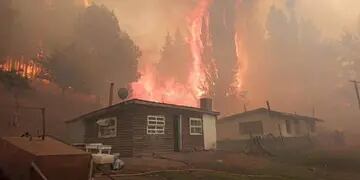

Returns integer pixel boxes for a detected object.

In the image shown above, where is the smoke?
[3,0,360,135]
[234,0,360,133]
[92,0,360,133]
[93,0,197,64]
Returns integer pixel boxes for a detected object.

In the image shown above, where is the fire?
[0,57,42,79]
[83,0,90,7]
[230,32,248,97]
[130,64,198,106]
[187,0,213,98]
[130,0,213,107]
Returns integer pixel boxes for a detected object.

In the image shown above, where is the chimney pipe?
[109,82,114,106]
[200,98,212,111]
[266,100,271,112]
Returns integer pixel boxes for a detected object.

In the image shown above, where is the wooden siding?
[130,104,204,156]
[80,103,206,157]
[83,107,133,157]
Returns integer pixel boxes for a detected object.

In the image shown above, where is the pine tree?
[157,30,191,84]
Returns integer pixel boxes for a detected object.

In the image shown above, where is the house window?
[97,117,117,138]
[189,118,202,135]
[239,121,263,135]
[285,120,292,134]
[147,115,165,135]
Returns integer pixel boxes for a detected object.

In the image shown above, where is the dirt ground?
[94,146,360,180]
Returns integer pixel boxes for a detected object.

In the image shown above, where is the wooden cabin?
[66,98,219,157]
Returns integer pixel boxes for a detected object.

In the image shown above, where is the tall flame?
[130,0,213,107]
[230,32,248,97]
[187,0,213,98]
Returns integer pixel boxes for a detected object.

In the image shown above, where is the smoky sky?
[3,0,360,134]
[92,0,360,133]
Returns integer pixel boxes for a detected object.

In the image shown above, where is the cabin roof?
[218,108,323,123]
[66,98,219,123]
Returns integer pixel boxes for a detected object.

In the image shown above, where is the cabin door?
[174,115,182,152]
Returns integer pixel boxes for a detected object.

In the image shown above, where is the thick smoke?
[94,0,360,133]
[2,0,360,137]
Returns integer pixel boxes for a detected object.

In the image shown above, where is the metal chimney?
[109,82,114,106]
[200,98,212,111]
[266,100,271,111]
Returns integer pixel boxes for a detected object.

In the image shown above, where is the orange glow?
[187,0,213,98]
[130,64,198,106]
[83,0,90,7]
[130,0,213,107]
[0,57,43,79]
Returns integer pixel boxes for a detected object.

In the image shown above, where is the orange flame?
[187,0,213,98]
[130,64,198,106]
[230,32,248,97]
[130,0,213,107]
[83,0,90,7]
[0,57,43,79]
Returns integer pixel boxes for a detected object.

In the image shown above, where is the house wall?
[83,107,133,157]
[202,114,217,150]
[68,103,216,157]
[66,120,85,143]
[218,113,273,140]
[217,113,316,140]
[217,120,240,140]
[130,104,205,156]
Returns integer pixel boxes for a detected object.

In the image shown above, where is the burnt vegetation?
[1,1,141,96]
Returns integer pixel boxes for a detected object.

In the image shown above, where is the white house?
[217,108,323,140]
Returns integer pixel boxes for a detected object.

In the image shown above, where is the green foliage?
[46,4,141,94]
[43,45,91,92]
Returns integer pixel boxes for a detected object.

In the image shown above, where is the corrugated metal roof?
[66,98,220,123]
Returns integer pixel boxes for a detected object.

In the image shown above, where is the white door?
[202,114,217,150]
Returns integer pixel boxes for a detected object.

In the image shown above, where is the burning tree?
[157,30,192,84]
[131,0,248,112]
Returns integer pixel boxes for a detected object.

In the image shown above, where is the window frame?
[146,115,166,135]
[189,117,203,135]
[97,117,117,138]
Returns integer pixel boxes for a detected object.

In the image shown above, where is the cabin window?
[189,118,203,135]
[238,121,263,135]
[97,117,117,138]
[147,115,165,135]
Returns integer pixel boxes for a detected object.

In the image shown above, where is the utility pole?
[350,80,360,110]
[108,82,114,106]
[41,108,46,140]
